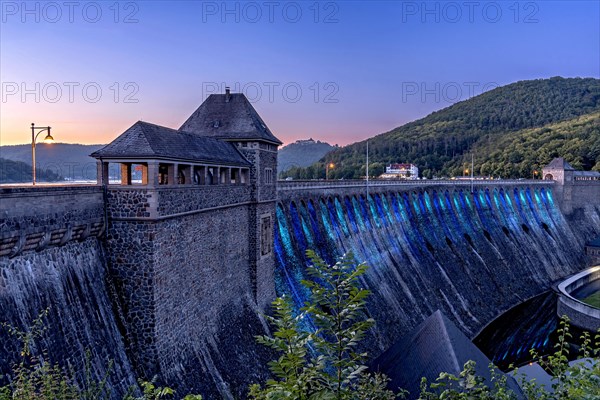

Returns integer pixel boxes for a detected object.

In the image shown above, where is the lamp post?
[326,162,335,180]
[31,123,54,185]
[532,170,538,180]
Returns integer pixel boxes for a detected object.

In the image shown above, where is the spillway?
[274,185,594,352]
[0,238,137,398]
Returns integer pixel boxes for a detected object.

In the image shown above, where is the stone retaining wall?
[0,186,104,257]
[557,266,600,331]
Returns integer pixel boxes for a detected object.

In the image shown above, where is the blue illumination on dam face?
[274,185,585,350]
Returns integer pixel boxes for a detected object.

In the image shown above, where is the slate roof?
[90,121,250,166]
[179,93,282,145]
[574,170,600,177]
[545,157,575,171]
[371,310,524,399]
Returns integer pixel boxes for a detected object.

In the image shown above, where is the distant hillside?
[0,158,62,183]
[473,112,599,177]
[285,77,600,179]
[278,139,336,175]
[0,143,104,180]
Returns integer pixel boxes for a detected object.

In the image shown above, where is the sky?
[1,0,599,146]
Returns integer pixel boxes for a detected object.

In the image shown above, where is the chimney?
[225,86,231,102]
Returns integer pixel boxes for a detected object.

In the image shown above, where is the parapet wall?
[557,266,600,331]
[277,179,553,203]
[106,184,252,220]
[0,186,105,257]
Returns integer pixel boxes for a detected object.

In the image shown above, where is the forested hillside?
[278,139,335,174]
[285,77,600,179]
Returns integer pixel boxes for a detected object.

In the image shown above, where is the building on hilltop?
[380,163,419,180]
[295,138,316,145]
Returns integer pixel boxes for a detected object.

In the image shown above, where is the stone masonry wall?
[151,205,273,398]
[104,181,272,398]
[258,149,277,202]
[103,219,159,379]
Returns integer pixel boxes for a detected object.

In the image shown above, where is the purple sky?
[1,1,599,146]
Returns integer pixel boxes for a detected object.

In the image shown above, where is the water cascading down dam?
[274,180,599,353]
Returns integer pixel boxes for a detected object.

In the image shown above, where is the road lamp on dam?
[326,162,335,180]
[31,123,54,185]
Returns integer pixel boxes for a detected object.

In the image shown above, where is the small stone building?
[542,157,600,183]
[542,157,575,183]
[587,237,600,265]
[542,157,600,214]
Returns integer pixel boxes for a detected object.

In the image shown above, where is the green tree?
[249,251,402,400]
[418,316,600,400]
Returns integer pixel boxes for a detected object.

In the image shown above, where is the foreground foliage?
[249,251,402,399]
[250,251,600,400]
[0,310,202,400]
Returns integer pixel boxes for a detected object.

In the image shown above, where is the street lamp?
[326,162,335,180]
[532,170,538,180]
[31,123,54,185]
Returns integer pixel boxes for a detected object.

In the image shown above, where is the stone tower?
[542,157,575,184]
[179,88,282,308]
[90,90,282,395]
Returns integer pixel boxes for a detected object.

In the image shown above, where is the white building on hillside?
[381,163,419,180]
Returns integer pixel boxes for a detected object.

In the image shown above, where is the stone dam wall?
[0,186,137,398]
[275,181,600,355]
[0,180,599,399]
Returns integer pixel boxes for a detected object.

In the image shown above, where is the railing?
[276,179,553,191]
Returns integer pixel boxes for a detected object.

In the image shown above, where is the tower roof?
[544,157,575,171]
[372,310,523,399]
[90,121,250,166]
[179,93,282,145]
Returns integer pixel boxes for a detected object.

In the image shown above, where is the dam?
[1,93,599,399]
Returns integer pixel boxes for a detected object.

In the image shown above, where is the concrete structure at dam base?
[557,267,600,331]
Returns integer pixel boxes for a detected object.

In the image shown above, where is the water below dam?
[474,291,595,370]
